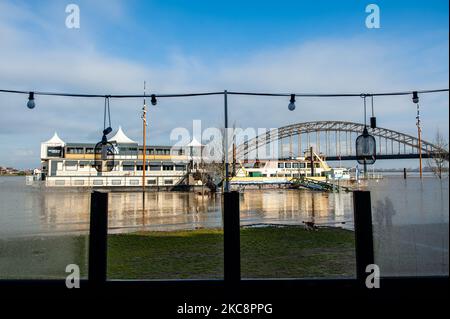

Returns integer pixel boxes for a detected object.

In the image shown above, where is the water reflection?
[367,176,449,276]
[0,177,354,237]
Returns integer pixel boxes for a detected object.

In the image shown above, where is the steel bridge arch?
[235,121,448,159]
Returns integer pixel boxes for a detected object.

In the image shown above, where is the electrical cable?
[0,88,448,99]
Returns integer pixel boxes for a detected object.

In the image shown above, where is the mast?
[416,103,423,178]
[142,81,147,191]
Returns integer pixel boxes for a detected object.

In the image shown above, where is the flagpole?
[142,82,147,192]
[416,103,422,178]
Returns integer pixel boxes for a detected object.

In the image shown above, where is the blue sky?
[0,0,448,168]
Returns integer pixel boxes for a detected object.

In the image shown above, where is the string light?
[0,88,446,109]
[27,92,35,109]
[288,94,296,111]
[412,91,419,104]
[151,94,157,106]
[0,88,446,99]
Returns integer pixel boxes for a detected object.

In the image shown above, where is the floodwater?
[0,175,448,277]
[0,176,354,237]
[0,175,448,237]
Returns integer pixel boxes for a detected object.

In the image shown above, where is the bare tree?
[427,129,449,179]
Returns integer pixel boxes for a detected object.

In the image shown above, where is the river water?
[0,175,447,237]
[0,176,355,237]
[0,175,448,277]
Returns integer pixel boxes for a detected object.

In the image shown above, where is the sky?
[0,0,448,169]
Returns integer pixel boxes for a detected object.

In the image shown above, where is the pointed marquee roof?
[108,126,137,144]
[43,132,65,145]
[186,137,203,147]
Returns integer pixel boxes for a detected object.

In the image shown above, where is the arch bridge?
[235,121,449,161]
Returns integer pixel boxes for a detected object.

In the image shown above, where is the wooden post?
[223,191,240,282]
[353,191,375,283]
[88,191,108,286]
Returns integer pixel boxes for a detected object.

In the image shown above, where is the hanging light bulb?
[27,92,35,109]
[412,91,419,104]
[288,94,296,111]
[151,94,157,106]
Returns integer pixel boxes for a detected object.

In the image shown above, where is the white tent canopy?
[186,137,203,147]
[108,126,137,144]
[43,132,65,145]
[40,132,65,159]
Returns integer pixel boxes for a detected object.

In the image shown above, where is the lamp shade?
[94,137,116,172]
[356,127,376,165]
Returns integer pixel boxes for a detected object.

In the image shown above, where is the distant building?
[38,127,200,187]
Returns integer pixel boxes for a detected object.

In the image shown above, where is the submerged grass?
[0,227,355,279]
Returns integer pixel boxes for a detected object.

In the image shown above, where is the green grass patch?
[0,227,355,279]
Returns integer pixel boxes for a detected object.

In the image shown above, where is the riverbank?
[0,226,356,279]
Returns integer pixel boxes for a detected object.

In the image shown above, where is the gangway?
[291,176,352,192]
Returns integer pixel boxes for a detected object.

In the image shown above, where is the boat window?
[150,165,161,171]
[285,163,292,168]
[299,163,306,168]
[129,180,139,185]
[85,148,94,154]
[111,180,121,185]
[175,165,185,171]
[292,163,299,168]
[164,179,173,185]
[163,165,174,171]
[93,180,103,186]
[278,163,284,168]
[123,165,135,171]
[147,179,157,185]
